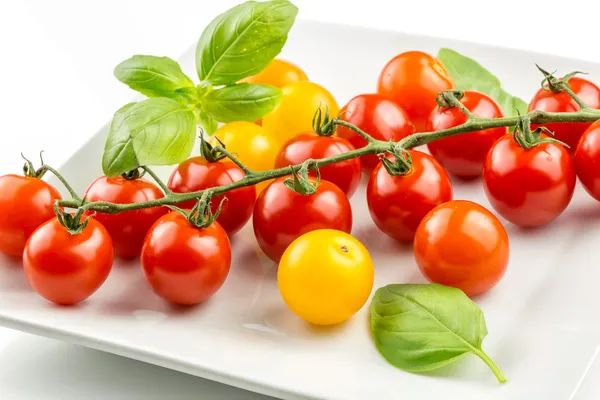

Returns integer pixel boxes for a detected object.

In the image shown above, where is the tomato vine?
[44,82,600,221]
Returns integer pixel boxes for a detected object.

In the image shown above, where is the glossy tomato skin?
[413,200,509,297]
[278,229,374,325]
[366,151,453,242]
[0,175,62,258]
[240,59,308,88]
[575,121,600,201]
[84,176,167,258]
[337,94,414,171]
[426,90,507,179]
[211,122,279,195]
[483,135,575,228]
[253,178,353,262]
[529,77,600,151]
[23,218,114,305]
[167,157,256,235]
[274,132,361,197]
[141,212,231,305]
[377,51,454,131]
[262,81,339,146]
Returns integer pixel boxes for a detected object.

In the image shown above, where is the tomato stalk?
[168,191,225,229]
[141,166,173,194]
[42,81,600,219]
[23,152,81,201]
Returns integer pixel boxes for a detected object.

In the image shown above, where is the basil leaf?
[196,0,298,86]
[437,48,527,118]
[102,98,196,177]
[370,284,506,383]
[114,55,196,103]
[204,83,282,122]
[198,112,219,135]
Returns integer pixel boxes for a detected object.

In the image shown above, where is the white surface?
[1,1,600,399]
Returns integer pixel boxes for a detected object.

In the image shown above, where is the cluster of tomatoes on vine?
[1,50,600,318]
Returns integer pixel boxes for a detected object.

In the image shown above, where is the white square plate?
[2,19,600,400]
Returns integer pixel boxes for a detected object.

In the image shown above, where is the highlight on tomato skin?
[23,217,114,306]
[239,58,308,88]
[426,90,508,180]
[84,175,167,259]
[337,93,414,172]
[140,212,231,306]
[483,134,576,228]
[575,120,600,202]
[274,132,362,197]
[211,121,280,196]
[366,150,453,242]
[377,50,455,132]
[529,76,600,152]
[262,81,339,146]
[413,200,509,297]
[0,175,62,258]
[167,157,256,235]
[278,229,374,326]
[252,177,353,263]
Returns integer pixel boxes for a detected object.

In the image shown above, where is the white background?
[0,0,598,398]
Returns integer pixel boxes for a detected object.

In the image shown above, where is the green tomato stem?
[142,166,173,194]
[40,164,81,201]
[473,348,507,384]
[52,106,600,215]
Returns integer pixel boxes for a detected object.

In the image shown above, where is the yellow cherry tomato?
[278,229,374,325]
[211,122,279,194]
[263,81,340,146]
[240,59,308,88]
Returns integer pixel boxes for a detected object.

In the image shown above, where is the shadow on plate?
[0,256,32,292]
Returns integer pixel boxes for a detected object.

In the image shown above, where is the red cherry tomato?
[413,200,509,297]
[377,51,455,131]
[366,151,453,242]
[167,157,256,235]
[141,212,231,305]
[23,217,114,305]
[84,176,167,258]
[426,90,507,179]
[274,132,361,197]
[529,77,600,151]
[253,177,353,262]
[575,120,600,201]
[0,175,61,258]
[483,134,575,228]
[337,94,414,171]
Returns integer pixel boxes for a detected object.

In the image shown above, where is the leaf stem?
[52,107,600,215]
[473,349,507,384]
[142,166,172,194]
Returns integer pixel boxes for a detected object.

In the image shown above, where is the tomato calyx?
[312,107,335,137]
[199,134,228,163]
[21,152,47,179]
[512,111,568,150]
[283,160,320,195]
[380,145,412,176]
[55,206,94,235]
[436,90,473,119]
[536,64,585,94]
[170,191,225,229]
[436,90,465,108]
[121,168,144,180]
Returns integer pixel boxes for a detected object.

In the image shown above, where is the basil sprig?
[103,0,298,177]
